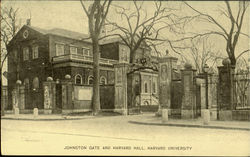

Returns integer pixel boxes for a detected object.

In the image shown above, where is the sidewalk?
[1,113,250,131]
[1,114,94,121]
[129,113,250,131]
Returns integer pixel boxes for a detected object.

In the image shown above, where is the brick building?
[7,24,159,112]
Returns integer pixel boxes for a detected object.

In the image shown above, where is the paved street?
[1,114,250,156]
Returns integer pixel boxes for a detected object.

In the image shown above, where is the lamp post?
[203,64,209,109]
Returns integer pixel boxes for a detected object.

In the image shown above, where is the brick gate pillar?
[43,77,56,114]
[199,78,206,117]
[12,80,25,112]
[61,75,74,114]
[208,74,218,120]
[157,56,178,116]
[181,64,197,119]
[19,85,25,110]
[114,63,129,115]
[12,89,18,110]
[217,59,234,120]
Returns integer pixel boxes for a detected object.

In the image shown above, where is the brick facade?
[7,24,159,112]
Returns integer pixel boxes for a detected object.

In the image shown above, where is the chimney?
[26,19,31,26]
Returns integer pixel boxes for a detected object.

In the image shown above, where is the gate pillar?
[12,80,25,111]
[114,63,129,115]
[19,85,25,110]
[43,77,56,114]
[199,78,206,117]
[61,75,74,114]
[209,74,218,120]
[12,88,18,110]
[217,59,234,120]
[181,64,197,119]
[157,56,178,116]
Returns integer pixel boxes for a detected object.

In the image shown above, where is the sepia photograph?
[1,0,250,156]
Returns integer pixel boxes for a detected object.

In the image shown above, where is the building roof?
[99,36,122,45]
[26,25,91,42]
[24,25,152,49]
[27,25,127,44]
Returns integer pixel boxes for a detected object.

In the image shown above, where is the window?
[124,51,128,62]
[83,48,90,56]
[100,76,107,85]
[13,50,17,59]
[153,82,156,93]
[70,46,77,55]
[75,74,82,84]
[89,50,93,56]
[88,75,94,85]
[32,46,39,59]
[120,48,128,62]
[24,78,30,89]
[144,82,148,93]
[77,48,83,55]
[33,77,39,89]
[56,44,64,56]
[23,47,29,61]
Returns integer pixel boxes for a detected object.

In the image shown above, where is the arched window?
[24,78,30,89]
[144,82,148,93]
[33,77,39,89]
[75,74,82,84]
[88,75,94,85]
[100,76,107,85]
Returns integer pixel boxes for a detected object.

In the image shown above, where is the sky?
[1,0,250,85]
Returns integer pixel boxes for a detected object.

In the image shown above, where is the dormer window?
[56,43,64,56]
[32,45,39,59]
[23,47,29,61]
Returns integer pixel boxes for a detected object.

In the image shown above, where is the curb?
[0,114,121,121]
[0,116,95,121]
[128,121,250,131]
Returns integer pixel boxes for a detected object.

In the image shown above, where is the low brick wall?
[232,110,250,121]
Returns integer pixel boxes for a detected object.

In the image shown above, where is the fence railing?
[233,72,250,109]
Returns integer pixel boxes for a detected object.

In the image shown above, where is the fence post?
[217,58,234,120]
[209,74,218,120]
[157,56,177,116]
[181,63,197,119]
[114,63,129,115]
[33,108,38,118]
[162,109,168,123]
[61,75,74,115]
[43,77,56,114]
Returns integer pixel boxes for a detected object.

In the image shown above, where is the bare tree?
[106,1,181,63]
[181,36,224,73]
[80,0,112,115]
[183,1,249,67]
[1,6,21,116]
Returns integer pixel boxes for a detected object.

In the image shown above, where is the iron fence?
[233,71,250,109]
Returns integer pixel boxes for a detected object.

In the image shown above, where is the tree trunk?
[92,38,101,115]
[130,50,137,64]
[0,68,5,116]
